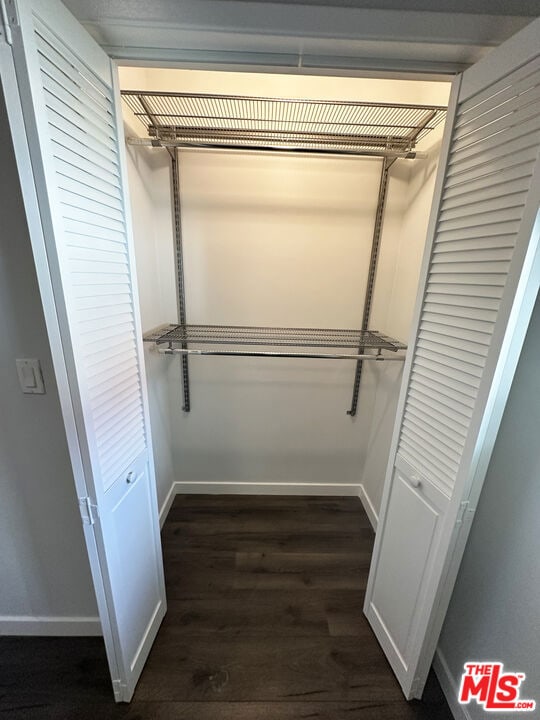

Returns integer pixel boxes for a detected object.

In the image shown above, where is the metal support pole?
[347,157,395,416]
[170,149,191,411]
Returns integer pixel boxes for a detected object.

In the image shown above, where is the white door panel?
[1,0,166,702]
[369,460,448,666]
[365,16,540,699]
[102,450,164,680]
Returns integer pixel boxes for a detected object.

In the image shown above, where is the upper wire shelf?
[122,91,446,157]
[144,324,407,352]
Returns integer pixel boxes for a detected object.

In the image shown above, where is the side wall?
[125,140,176,518]
[360,139,442,523]
[0,81,99,635]
[435,289,540,719]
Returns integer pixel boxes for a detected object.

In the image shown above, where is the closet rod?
[159,347,406,361]
[126,137,418,160]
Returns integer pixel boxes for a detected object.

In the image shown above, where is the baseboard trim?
[171,481,362,496]
[358,483,378,530]
[433,646,470,720]
[158,480,365,526]
[0,616,102,636]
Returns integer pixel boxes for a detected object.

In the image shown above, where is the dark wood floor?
[0,495,453,719]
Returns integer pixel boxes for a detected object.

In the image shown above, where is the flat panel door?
[364,17,540,699]
[2,0,166,702]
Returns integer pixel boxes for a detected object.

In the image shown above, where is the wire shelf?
[122,91,446,156]
[143,324,407,352]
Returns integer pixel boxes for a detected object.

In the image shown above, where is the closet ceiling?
[63,0,535,74]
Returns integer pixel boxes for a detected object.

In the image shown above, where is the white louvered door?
[364,18,540,699]
[3,0,165,702]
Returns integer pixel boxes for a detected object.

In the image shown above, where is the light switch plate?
[16,358,46,394]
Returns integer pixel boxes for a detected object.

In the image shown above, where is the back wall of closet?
[121,68,450,522]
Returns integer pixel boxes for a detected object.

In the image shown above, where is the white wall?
[124,139,177,515]
[435,289,540,719]
[166,149,384,493]
[0,83,98,634]
[360,136,442,522]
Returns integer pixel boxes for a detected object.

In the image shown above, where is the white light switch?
[16,358,46,394]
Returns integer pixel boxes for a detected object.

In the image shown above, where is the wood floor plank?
[160,527,374,554]
[0,696,456,720]
[0,495,453,719]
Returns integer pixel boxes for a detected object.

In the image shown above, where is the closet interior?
[119,67,450,517]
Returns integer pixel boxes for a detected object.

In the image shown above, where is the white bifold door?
[364,18,540,699]
[0,0,166,703]
[2,0,540,706]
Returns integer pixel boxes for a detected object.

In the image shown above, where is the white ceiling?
[63,0,537,76]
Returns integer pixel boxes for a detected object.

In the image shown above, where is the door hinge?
[456,500,475,526]
[79,496,98,526]
[112,679,128,702]
[0,0,18,46]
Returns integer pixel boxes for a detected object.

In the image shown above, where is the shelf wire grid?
[122,91,446,154]
[143,324,407,352]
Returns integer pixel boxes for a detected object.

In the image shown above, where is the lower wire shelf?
[143,323,407,356]
[143,324,406,414]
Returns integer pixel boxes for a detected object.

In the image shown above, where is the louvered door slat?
[94,398,144,440]
[423,301,497,323]
[446,146,536,185]
[396,58,540,497]
[451,117,540,167]
[432,236,515,253]
[61,191,125,221]
[75,293,133,310]
[417,328,489,358]
[406,395,469,437]
[55,162,123,203]
[36,29,112,110]
[450,131,540,175]
[61,187,124,219]
[444,162,535,199]
[52,144,120,188]
[68,246,128,263]
[407,387,471,427]
[67,235,128,255]
[426,280,504,299]
[43,89,116,153]
[81,319,134,354]
[439,193,527,223]
[453,86,540,144]
[416,346,483,378]
[458,55,540,117]
[416,338,486,368]
[86,344,136,377]
[405,405,466,443]
[36,19,147,489]
[93,386,143,426]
